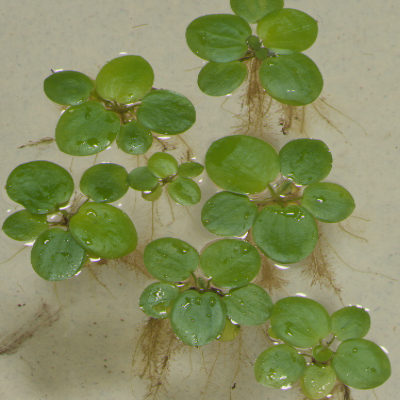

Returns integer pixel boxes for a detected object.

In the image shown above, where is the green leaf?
[186,14,252,63]
[31,228,86,281]
[169,290,227,346]
[254,344,307,388]
[137,90,196,135]
[200,239,261,288]
[177,161,204,178]
[69,202,137,259]
[330,306,371,341]
[143,237,199,282]
[259,53,323,106]
[198,61,247,96]
[252,204,318,264]
[223,283,273,325]
[167,177,201,206]
[201,191,258,237]
[218,317,241,342]
[270,296,331,348]
[44,70,94,106]
[312,345,333,363]
[55,101,120,156]
[80,163,128,203]
[301,182,355,223]
[230,0,284,24]
[147,152,178,179]
[205,135,280,194]
[127,166,160,191]
[142,184,163,201]
[95,55,154,104]
[300,364,336,400]
[331,339,391,389]
[257,8,318,54]
[6,161,74,214]
[139,282,180,319]
[279,139,332,185]
[117,120,153,155]
[2,210,49,241]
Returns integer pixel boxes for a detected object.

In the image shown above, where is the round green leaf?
[186,14,252,63]
[139,282,180,319]
[254,344,307,388]
[252,204,318,264]
[257,9,318,54]
[302,182,355,223]
[312,345,333,363]
[331,339,391,389]
[2,210,49,241]
[177,161,204,178]
[95,55,154,104]
[300,364,336,400]
[69,202,137,259]
[259,53,323,106]
[223,283,273,325]
[200,239,261,288]
[117,120,153,155]
[247,35,262,51]
[6,161,74,214]
[136,90,196,135]
[127,166,159,191]
[331,306,371,341]
[218,317,241,342]
[279,139,332,185]
[143,238,199,282]
[270,296,331,348]
[198,61,247,96]
[142,184,163,201]
[167,177,201,206]
[205,135,280,194]
[80,163,128,203]
[44,70,94,106]
[31,228,86,281]
[170,290,227,346]
[230,0,283,24]
[201,191,258,237]
[147,152,178,179]
[55,101,120,156]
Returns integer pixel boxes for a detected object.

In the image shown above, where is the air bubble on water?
[74,270,82,276]
[295,293,307,297]
[275,264,290,270]
[89,257,101,262]
[25,241,35,247]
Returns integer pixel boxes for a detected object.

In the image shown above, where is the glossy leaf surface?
[127,166,159,191]
[177,161,204,178]
[230,0,283,24]
[167,177,201,206]
[117,120,153,155]
[147,152,178,179]
[300,364,336,399]
[312,345,333,363]
[142,184,163,201]
[6,161,74,214]
[330,306,371,341]
[2,210,49,241]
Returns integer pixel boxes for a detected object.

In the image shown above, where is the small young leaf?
[147,152,178,179]
[2,210,49,241]
[230,0,284,24]
[218,317,240,342]
[330,306,371,341]
[143,237,199,282]
[300,364,336,400]
[177,161,204,178]
[142,184,163,201]
[117,120,153,155]
[201,191,258,237]
[31,228,86,281]
[254,344,307,388]
[6,161,74,214]
[137,90,196,135]
[170,290,227,346]
[80,163,128,203]
[200,239,261,288]
[167,177,201,206]
[312,345,333,363]
[44,70,94,106]
[139,282,180,319]
[55,101,120,156]
[186,14,252,63]
[127,166,159,191]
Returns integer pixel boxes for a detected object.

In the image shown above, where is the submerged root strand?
[254,253,288,294]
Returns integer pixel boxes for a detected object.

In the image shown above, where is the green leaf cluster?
[127,152,203,206]
[202,136,355,264]
[139,237,273,346]
[186,3,323,105]
[254,296,390,398]
[44,55,196,156]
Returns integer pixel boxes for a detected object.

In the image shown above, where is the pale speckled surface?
[0,1,399,399]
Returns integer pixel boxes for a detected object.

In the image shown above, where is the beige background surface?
[0,0,399,399]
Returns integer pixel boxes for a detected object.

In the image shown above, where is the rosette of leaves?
[127,152,204,205]
[44,55,196,157]
[202,136,355,264]
[139,237,273,346]
[254,296,391,398]
[186,2,323,105]
[2,161,137,281]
